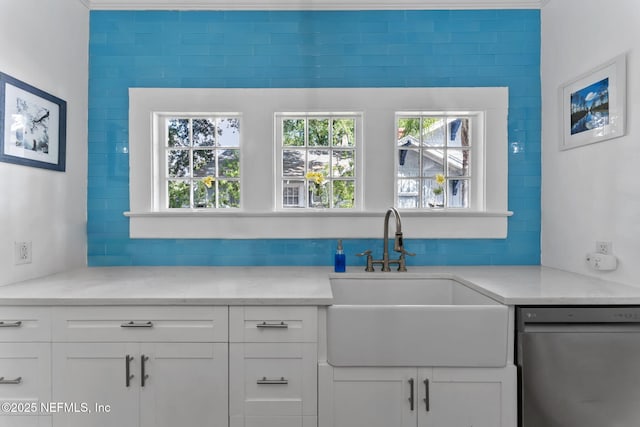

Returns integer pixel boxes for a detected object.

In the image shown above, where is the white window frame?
[156,113,242,210]
[394,112,482,210]
[275,113,363,211]
[127,87,511,239]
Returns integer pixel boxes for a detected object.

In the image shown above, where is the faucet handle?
[356,250,375,272]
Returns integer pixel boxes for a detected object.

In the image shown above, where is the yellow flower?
[202,176,215,188]
[435,173,445,185]
[305,171,325,185]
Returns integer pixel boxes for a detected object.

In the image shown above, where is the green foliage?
[168,181,190,208]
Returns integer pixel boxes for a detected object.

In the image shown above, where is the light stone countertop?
[1,265,640,306]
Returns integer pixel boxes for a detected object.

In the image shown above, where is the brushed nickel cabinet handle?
[256,321,288,329]
[141,355,149,387]
[120,321,153,328]
[408,378,415,411]
[257,377,288,385]
[0,321,22,328]
[125,355,134,387]
[0,377,22,385]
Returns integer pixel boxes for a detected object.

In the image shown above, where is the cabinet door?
[52,343,139,427]
[0,343,51,427]
[139,343,228,427]
[329,367,417,427]
[420,367,508,427]
[230,343,317,427]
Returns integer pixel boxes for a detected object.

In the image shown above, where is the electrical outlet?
[596,241,612,255]
[14,241,32,265]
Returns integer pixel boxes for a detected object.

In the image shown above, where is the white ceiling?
[82,0,546,10]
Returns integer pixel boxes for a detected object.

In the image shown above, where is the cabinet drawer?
[0,343,51,416]
[229,343,317,419]
[51,306,228,342]
[0,307,51,342]
[230,307,317,343]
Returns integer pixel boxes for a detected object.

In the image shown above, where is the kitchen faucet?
[357,207,415,272]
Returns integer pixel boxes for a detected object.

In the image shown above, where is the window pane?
[283,149,305,177]
[309,119,329,146]
[398,149,420,177]
[168,150,190,177]
[422,149,444,176]
[397,179,419,209]
[217,118,240,147]
[447,179,469,208]
[192,149,216,177]
[397,117,421,140]
[447,149,470,177]
[282,182,302,207]
[218,180,240,208]
[333,180,355,208]
[218,149,240,178]
[193,180,214,208]
[168,180,191,208]
[308,149,330,175]
[167,118,190,147]
[332,150,355,178]
[422,117,445,147]
[283,119,305,146]
[308,181,329,209]
[447,118,469,147]
[282,180,305,208]
[192,119,216,147]
[333,118,355,147]
[423,177,445,208]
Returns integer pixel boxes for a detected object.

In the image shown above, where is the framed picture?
[559,54,626,151]
[0,72,67,171]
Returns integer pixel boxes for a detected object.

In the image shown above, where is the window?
[129,87,509,239]
[162,116,240,209]
[277,115,359,210]
[396,114,473,209]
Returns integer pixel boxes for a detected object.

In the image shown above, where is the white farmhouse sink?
[327,276,508,367]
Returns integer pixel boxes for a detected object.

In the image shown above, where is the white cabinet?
[229,307,318,427]
[328,367,416,427]
[52,342,137,427]
[50,306,229,427]
[52,342,228,427]
[0,308,52,427]
[0,343,51,427]
[324,366,516,427]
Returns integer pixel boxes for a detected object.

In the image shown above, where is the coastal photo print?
[0,72,66,171]
[560,54,626,150]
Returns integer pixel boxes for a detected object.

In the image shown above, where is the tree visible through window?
[166,116,240,209]
[279,115,357,209]
[396,115,471,209]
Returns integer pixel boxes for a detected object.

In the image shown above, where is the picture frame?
[0,72,67,171]
[559,54,626,151]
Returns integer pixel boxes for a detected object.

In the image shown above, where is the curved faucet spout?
[383,207,404,266]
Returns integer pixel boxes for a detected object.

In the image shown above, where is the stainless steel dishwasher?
[516,306,640,427]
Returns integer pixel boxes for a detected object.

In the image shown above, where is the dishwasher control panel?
[517,306,640,329]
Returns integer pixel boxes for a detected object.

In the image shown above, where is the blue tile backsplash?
[88,9,541,267]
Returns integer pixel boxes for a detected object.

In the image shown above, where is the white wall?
[541,0,640,283]
[0,0,88,286]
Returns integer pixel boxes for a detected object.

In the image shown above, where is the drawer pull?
[0,377,22,385]
[141,355,149,387]
[121,321,153,328]
[0,321,22,328]
[256,321,288,329]
[257,377,289,385]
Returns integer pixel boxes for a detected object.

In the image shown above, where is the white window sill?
[124,210,513,239]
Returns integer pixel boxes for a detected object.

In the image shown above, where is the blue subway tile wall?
[88,9,541,267]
